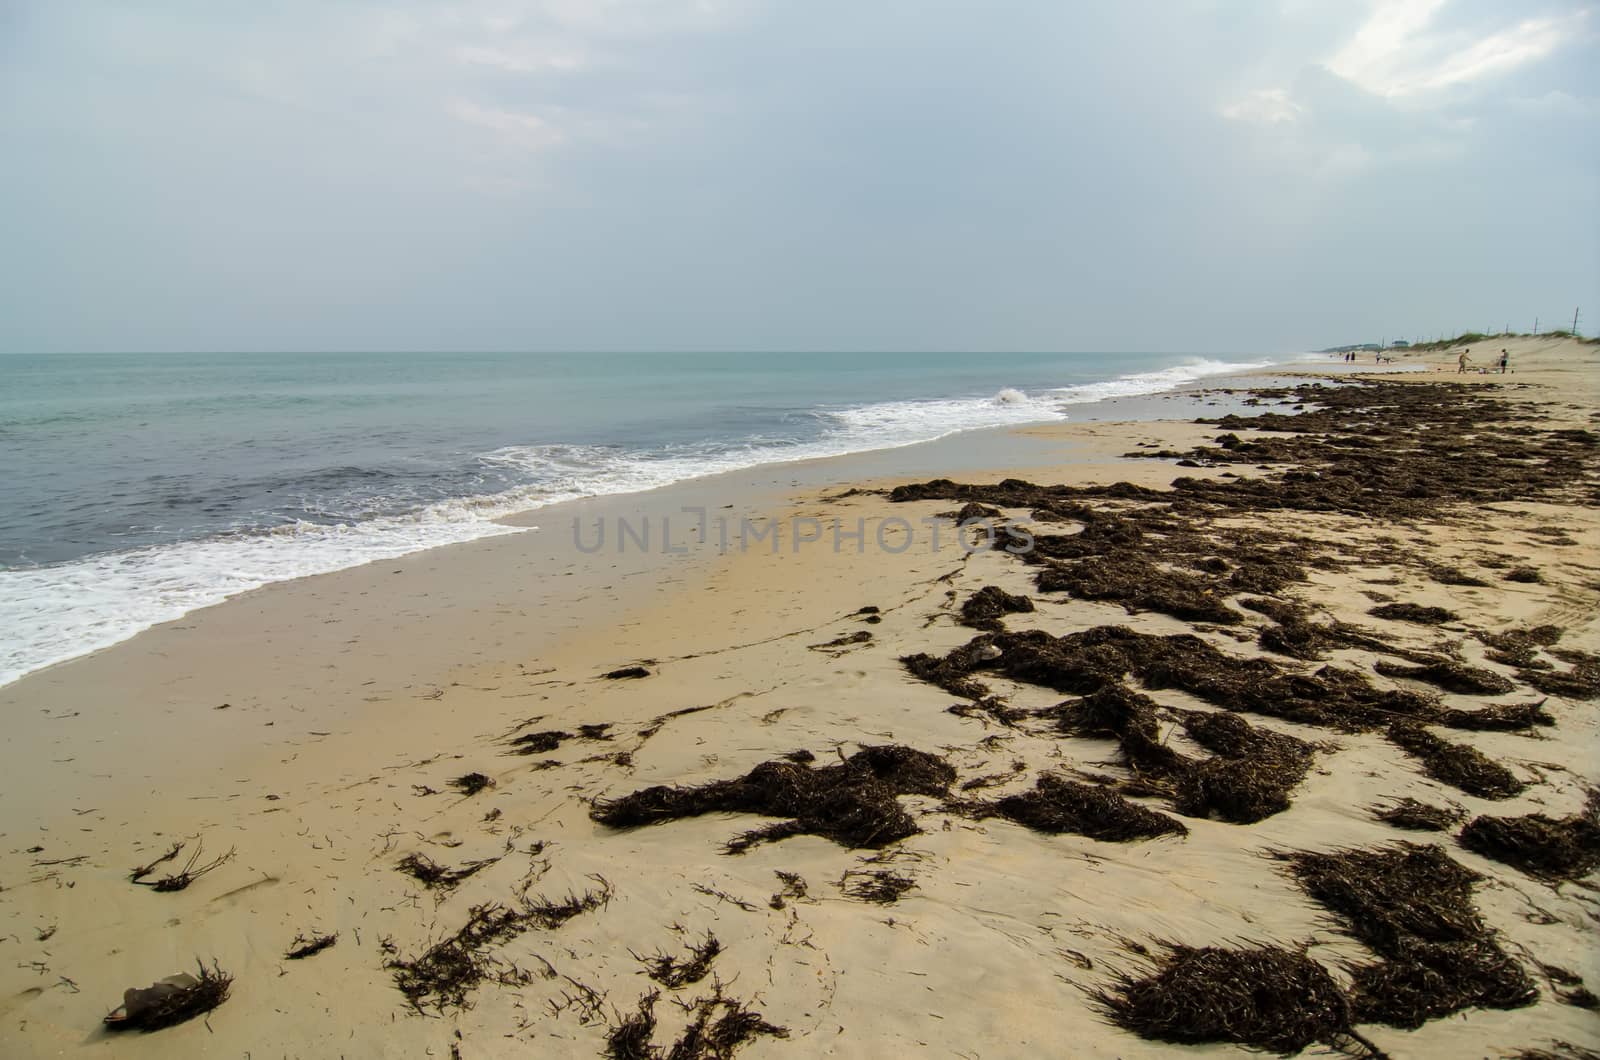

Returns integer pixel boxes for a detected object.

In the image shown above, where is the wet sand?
[1,336,1596,1058]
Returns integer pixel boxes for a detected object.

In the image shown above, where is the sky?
[0,0,1595,354]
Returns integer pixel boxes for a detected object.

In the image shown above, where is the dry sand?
[1,336,1596,1058]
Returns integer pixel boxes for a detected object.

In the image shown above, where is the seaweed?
[1368,604,1459,626]
[1371,798,1464,832]
[1459,796,1600,880]
[132,842,236,893]
[1277,843,1536,1027]
[1520,650,1600,701]
[959,585,1035,630]
[977,774,1188,841]
[637,931,721,989]
[606,981,786,1060]
[285,933,338,960]
[839,868,916,904]
[605,666,653,679]
[909,626,1438,731]
[1094,943,1367,1056]
[397,852,501,891]
[388,875,613,1012]
[1034,556,1242,626]
[1437,700,1555,732]
[591,745,955,852]
[1386,723,1525,799]
[1503,567,1543,583]
[607,990,661,1060]
[451,772,495,796]
[768,871,808,909]
[104,961,233,1032]
[1375,659,1515,696]
[129,842,184,883]
[508,730,573,755]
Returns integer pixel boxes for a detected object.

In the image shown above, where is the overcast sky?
[1,0,1595,354]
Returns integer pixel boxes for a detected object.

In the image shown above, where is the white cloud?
[454,43,587,73]
[451,100,567,148]
[1221,87,1304,124]
[1327,2,1586,99]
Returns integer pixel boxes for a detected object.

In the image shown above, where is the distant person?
[1498,349,1509,373]
[1457,349,1471,373]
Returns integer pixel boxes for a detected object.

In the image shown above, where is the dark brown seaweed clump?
[1044,686,1314,823]
[104,962,233,1032]
[1279,843,1536,1027]
[960,585,1035,629]
[1368,603,1459,626]
[508,730,573,754]
[909,626,1438,732]
[285,933,337,960]
[1371,798,1465,832]
[1094,943,1360,1055]
[978,774,1188,841]
[1520,650,1600,701]
[1437,700,1555,732]
[606,981,788,1060]
[1386,722,1525,799]
[1375,659,1516,696]
[450,772,495,796]
[1459,797,1600,881]
[1034,556,1242,626]
[590,745,955,852]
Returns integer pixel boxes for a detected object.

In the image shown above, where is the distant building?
[1390,340,1409,348]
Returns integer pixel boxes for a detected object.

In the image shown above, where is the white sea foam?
[1047,357,1274,404]
[0,360,1278,687]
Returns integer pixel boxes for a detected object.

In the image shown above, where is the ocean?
[0,349,1278,686]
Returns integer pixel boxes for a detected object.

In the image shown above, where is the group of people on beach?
[1457,348,1511,374]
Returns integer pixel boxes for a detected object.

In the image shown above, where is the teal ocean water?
[0,350,1278,685]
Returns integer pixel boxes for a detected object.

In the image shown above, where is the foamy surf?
[1048,357,1273,404]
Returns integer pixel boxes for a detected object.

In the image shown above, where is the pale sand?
[1,338,1596,1057]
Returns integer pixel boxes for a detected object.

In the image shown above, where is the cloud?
[454,43,587,73]
[1221,88,1304,124]
[1328,2,1586,100]
[451,100,567,148]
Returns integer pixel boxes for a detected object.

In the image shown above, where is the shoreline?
[1,357,1302,694]
[2,336,1596,1057]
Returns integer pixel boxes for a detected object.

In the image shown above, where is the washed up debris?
[397,851,501,891]
[450,772,495,796]
[1368,604,1458,626]
[1277,843,1536,1027]
[1094,942,1370,1056]
[974,774,1188,841]
[1459,793,1600,881]
[1375,659,1515,696]
[1386,723,1525,799]
[591,745,955,852]
[131,841,236,893]
[103,961,232,1032]
[285,933,337,960]
[908,626,1438,731]
[1370,798,1465,832]
[635,931,720,989]
[959,585,1036,630]
[389,875,613,1012]
[508,730,572,755]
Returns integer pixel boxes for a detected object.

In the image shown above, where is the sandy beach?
[3,336,1597,1059]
